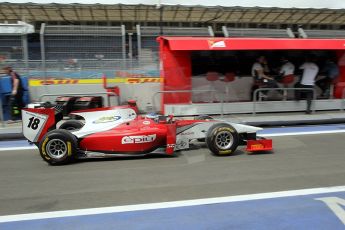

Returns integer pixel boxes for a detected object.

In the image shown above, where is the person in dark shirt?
[2,66,24,121]
[316,59,339,98]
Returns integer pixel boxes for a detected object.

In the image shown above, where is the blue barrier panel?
[0,77,11,120]
[0,77,12,95]
[21,76,30,105]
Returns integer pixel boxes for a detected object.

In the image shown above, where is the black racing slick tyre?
[59,120,84,131]
[206,123,239,156]
[39,129,78,165]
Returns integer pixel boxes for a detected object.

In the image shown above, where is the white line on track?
[0,146,37,151]
[260,129,345,137]
[0,185,345,223]
[1,129,345,152]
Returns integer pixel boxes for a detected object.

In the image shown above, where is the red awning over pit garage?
[161,37,345,51]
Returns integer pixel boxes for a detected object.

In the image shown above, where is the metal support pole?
[22,34,29,73]
[222,26,229,37]
[157,1,163,35]
[136,24,142,59]
[40,23,46,80]
[121,25,126,60]
[128,33,133,59]
[208,26,215,37]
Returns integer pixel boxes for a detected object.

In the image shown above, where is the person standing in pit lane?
[295,57,319,114]
[2,66,24,122]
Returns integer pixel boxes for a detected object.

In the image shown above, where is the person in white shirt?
[299,62,319,86]
[295,57,319,114]
[251,56,278,100]
[279,58,295,80]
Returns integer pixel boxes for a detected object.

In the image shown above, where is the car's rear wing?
[22,105,63,143]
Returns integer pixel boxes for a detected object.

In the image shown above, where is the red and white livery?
[22,102,272,165]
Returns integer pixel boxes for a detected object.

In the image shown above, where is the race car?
[22,102,272,165]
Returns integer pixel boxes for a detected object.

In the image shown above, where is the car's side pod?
[22,105,63,143]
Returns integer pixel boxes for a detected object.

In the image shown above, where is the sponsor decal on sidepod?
[93,116,121,124]
[122,134,156,144]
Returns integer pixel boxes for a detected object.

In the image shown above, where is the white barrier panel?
[0,21,34,34]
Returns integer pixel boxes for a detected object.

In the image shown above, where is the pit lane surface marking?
[259,124,345,137]
[0,186,344,229]
[1,124,345,151]
[0,140,36,151]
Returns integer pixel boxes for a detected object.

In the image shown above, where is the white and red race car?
[22,102,272,165]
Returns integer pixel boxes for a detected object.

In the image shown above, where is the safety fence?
[3,23,345,67]
[0,24,214,66]
[151,87,345,116]
[252,87,317,115]
[152,89,225,117]
[0,59,160,79]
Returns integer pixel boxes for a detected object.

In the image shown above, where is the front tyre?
[206,123,239,156]
[39,129,78,165]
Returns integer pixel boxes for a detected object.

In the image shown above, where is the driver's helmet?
[145,112,160,122]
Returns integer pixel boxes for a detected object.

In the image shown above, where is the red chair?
[206,71,219,82]
[224,72,235,82]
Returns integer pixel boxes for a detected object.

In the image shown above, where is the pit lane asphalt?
[0,133,345,216]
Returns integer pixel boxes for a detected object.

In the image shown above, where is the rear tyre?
[59,120,84,131]
[206,123,239,156]
[39,129,78,165]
